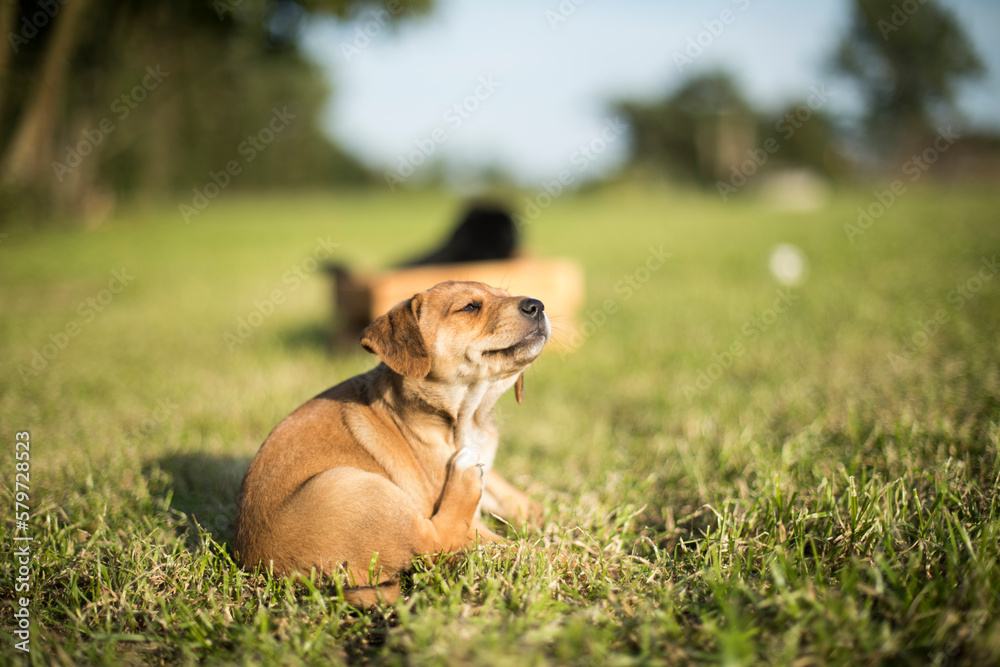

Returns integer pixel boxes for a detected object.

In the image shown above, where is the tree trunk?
[0,0,17,121]
[0,0,91,187]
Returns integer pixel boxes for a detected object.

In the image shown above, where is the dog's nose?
[519,298,544,321]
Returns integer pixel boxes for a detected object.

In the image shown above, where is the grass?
[1,182,999,665]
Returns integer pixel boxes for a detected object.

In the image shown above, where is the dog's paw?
[451,448,486,496]
[452,447,480,471]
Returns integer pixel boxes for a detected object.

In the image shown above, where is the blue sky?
[301,0,1000,184]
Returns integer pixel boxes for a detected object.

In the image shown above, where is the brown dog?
[234,280,549,605]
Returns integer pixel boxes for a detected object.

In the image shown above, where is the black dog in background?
[399,202,519,267]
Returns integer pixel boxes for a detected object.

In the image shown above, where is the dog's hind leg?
[274,458,491,607]
[275,469,439,599]
[339,450,490,606]
[420,448,501,549]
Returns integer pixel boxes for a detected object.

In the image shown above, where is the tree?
[2,0,92,190]
[615,71,757,184]
[834,0,984,152]
[0,0,431,222]
[0,0,19,118]
[760,102,848,180]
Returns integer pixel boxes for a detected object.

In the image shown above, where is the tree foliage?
[834,0,985,150]
[1,0,431,222]
[615,71,757,184]
[614,71,845,189]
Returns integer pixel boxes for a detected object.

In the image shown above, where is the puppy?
[234,281,549,606]
[398,202,519,267]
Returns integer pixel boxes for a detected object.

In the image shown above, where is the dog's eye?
[459,302,481,313]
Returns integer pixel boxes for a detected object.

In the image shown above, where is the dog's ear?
[514,373,524,405]
[360,296,431,379]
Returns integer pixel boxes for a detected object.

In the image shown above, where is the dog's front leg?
[482,468,542,525]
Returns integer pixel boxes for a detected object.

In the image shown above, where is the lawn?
[1,183,999,665]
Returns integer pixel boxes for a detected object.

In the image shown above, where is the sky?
[301,0,1000,185]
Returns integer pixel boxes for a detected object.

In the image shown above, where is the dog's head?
[360,281,549,397]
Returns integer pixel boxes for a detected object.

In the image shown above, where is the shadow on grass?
[151,452,402,660]
[150,452,252,550]
[276,320,335,352]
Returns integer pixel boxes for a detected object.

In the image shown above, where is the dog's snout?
[519,298,544,321]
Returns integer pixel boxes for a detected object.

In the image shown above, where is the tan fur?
[234,281,549,606]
